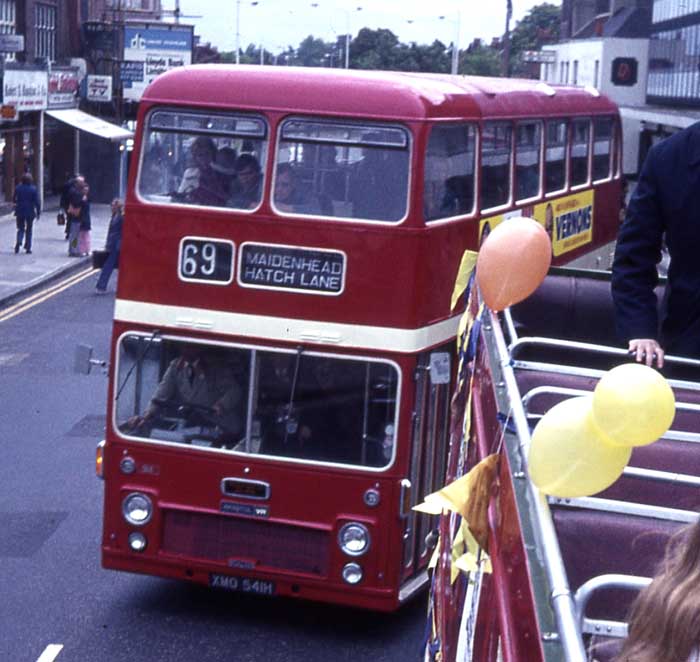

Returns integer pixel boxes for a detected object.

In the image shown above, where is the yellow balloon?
[529,396,632,498]
[592,363,676,447]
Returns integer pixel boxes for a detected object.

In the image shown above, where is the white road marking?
[36,644,64,662]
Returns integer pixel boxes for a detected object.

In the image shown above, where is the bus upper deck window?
[423,123,475,222]
[571,119,590,187]
[545,120,567,194]
[138,109,268,211]
[593,118,613,182]
[275,118,410,223]
[480,122,512,210]
[515,122,542,202]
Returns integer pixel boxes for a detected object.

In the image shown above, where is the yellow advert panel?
[479,190,594,257]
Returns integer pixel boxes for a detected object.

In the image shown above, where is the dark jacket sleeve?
[611,145,666,342]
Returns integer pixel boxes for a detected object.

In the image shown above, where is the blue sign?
[120,61,144,87]
[124,26,192,53]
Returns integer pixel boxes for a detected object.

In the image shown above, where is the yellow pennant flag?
[451,250,478,311]
[421,454,500,550]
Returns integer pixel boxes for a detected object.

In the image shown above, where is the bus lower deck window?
[115,335,398,469]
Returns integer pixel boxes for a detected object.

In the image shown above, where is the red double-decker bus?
[97,65,622,611]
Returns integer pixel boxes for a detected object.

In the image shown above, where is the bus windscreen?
[115,335,398,469]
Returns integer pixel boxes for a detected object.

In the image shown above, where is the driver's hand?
[628,338,664,368]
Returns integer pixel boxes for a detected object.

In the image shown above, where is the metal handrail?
[574,574,651,637]
[509,335,700,369]
[488,309,588,661]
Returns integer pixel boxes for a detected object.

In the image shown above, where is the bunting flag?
[423,256,496,661]
[450,249,479,312]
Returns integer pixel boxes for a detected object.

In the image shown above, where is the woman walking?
[13,173,40,254]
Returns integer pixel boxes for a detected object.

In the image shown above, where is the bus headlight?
[122,492,153,526]
[128,532,148,552]
[338,522,370,556]
[342,562,363,585]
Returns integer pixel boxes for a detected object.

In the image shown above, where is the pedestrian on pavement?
[96,198,124,294]
[611,122,700,368]
[60,174,82,240]
[67,177,89,257]
[13,173,40,254]
[78,183,92,256]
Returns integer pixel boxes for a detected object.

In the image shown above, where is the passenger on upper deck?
[613,519,700,662]
[350,141,407,222]
[175,136,228,207]
[273,163,328,215]
[229,153,262,209]
[611,122,700,368]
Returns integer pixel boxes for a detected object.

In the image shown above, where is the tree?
[509,3,560,76]
[461,43,502,76]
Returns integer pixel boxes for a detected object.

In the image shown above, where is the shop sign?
[0,35,24,53]
[522,50,557,64]
[121,24,192,102]
[0,104,17,121]
[48,68,80,108]
[3,69,48,111]
[86,75,113,103]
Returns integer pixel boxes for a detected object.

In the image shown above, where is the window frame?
[479,120,514,213]
[423,121,478,225]
[544,118,569,197]
[113,331,402,473]
[514,120,543,204]
[136,106,270,213]
[570,118,592,189]
[273,115,412,225]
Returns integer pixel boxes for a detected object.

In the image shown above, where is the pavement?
[0,195,111,308]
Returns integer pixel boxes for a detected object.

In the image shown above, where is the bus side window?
[480,122,512,210]
[515,121,541,202]
[571,119,590,187]
[545,120,568,194]
[349,145,408,221]
[423,123,475,222]
[593,117,613,182]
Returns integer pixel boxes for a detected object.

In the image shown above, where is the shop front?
[0,66,46,211]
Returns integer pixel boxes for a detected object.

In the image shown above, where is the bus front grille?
[161,509,330,576]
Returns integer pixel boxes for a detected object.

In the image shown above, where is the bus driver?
[125,345,243,443]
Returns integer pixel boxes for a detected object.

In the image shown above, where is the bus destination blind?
[239,242,346,295]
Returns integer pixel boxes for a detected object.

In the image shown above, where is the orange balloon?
[476,217,552,311]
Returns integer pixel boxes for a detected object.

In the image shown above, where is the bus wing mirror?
[74,343,107,375]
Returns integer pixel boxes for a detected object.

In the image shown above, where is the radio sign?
[238,243,346,295]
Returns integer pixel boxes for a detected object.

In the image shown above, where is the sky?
[172,0,555,55]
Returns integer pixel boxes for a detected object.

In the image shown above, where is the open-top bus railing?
[463,274,700,661]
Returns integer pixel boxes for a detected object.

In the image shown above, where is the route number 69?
[178,238,234,284]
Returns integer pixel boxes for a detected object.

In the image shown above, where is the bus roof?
[142,64,618,121]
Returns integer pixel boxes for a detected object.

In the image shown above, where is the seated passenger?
[212,146,238,199]
[349,145,408,221]
[125,344,243,443]
[174,136,228,207]
[229,154,262,209]
[273,163,326,214]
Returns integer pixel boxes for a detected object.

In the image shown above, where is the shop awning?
[45,108,133,142]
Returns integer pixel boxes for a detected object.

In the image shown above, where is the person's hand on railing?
[628,339,664,368]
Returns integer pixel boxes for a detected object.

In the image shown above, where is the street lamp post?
[311,3,361,69]
[439,13,461,75]
[407,12,461,75]
[235,0,259,65]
